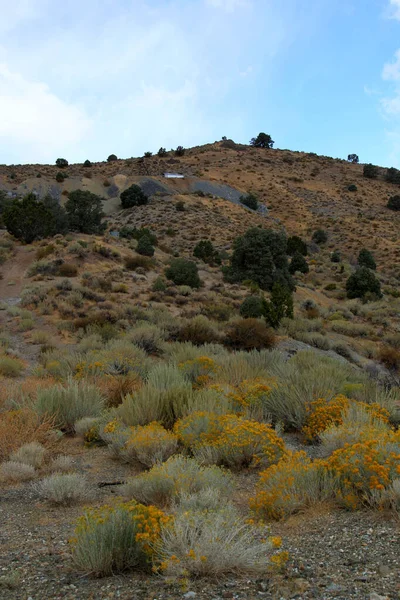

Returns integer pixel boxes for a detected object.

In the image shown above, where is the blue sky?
[2,0,400,166]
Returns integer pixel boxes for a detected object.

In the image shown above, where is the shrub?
[120,185,149,209]
[3,194,58,243]
[289,251,309,274]
[240,296,264,318]
[175,146,185,156]
[144,151,152,158]
[158,147,167,157]
[124,255,152,271]
[136,235,154,257]
[189,414,286,469]
[347,184,357,192]
[175,200,185,211]
[36,473,91,505]
[250,451,336,520]
[250,132,274,148]
[122,455,233,506]
[178,316,220,345]
[193,240,221,266]
[156,506,272,576]
[346,267,382,300]
[225,319,275,350]
[35,381,105,433]
[10,442,45,468]
[331,250,341,263]
[385,167,400,184]
[0,461,36,482]
[378,345,400,371]
[48,455,75,473]
[240,193,258,210]
[326,435,400,509]
[65,190,104,234]
[358,248,376,270]
[58,263,78,277]
[56,171,66,183]
[55,158,68,168]
[129,324,165,355]
[107,154,118,162]
[83,159,92,167]
[165,258,201,288]
[363,163,379,179]
[103,422,178,467]
[287,235,307,256]
[387,195,400,211]
[70,501,170,577]
[0,356,24,378]
[312,229,327,244]
[224,228,293,291]
[0,409,55,461]
[263,283,293,329]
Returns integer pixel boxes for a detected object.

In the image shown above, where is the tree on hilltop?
[250,133,274,149]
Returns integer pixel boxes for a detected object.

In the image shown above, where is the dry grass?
[0,408,56,461]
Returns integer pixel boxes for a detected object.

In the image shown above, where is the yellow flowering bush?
[250,451,336,520]
[326,434,400,509]
[102,421,178,467]
[178,356,219,389]
[70,501,170,576]
[302,395,390,442]
[175,412,285,469]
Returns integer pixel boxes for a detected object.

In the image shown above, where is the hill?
[0,141,399,600]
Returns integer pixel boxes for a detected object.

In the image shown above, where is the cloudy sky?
[1,0,400,165]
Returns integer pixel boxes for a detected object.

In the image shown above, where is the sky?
[2,0,400,166]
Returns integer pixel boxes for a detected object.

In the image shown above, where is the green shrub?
[239,296,264,318]
[312,229,327,244]
[107,154,118,162]
[58,263,78,277]
[122,455,233,506]
[56,172,66,183]
[289,251,309,274]
[65,190,105,234]
[385,167,400,184]
[358,249,376,270]
[36,473,91,505]
[250,132,274,148]
[55,158,68,168]
[346,267,382,300]
[178,316,221,345]
[363,163,379,179]
[165,258,201,288]
[4,194,58,243]
[387,195,400,211]
[224,228,293,291]
[347,154,359,163]
[264,283,293,329]
[347,184,357,192]
[193,240,221,266]
[331,250,341,263]
[175,200,185,211]
[120,185,149,209]
[35,380,105,433]
[136,235,154,257]
[158,147,167,157]
[124,255,152,271]
[175,146,185,156]
[287,235,307,256]
[239,193,258,210]
[152,277,167,292]
[83,159,92,167]
[0,356,24,377]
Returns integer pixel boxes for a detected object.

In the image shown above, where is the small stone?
[370,594,390,600]
[183,593,196,599]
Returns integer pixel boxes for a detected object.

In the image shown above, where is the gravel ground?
[0,443,399,600]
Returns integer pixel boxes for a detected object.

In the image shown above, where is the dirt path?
[0,245,35,301]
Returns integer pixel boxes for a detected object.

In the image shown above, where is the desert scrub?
[0,409,55,461]
[250,451,337,520]
[129,324,166,355]
[10,442,45,468]
[121,455,233,507]
[103,421,178,467]
[0,355,24,378]
[178,315,221,345]
[174,412,285,469]
[155,506,272,577]
[47,455,74,473]
[0,460,36,482]
[70,501,170,577]
[178,356,219,388]
[35,380,105,433]
[36,473,91,505]
[325,434,400,509]
[302,396,390,443]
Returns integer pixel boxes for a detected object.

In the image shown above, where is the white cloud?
[382,49,400,81]
[0,64,91,163]
[206,0,250,11]
[388,0,400,20]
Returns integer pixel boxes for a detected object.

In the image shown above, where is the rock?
[369,594,390,600]
[183,593,196,599]
[378,564,391,577]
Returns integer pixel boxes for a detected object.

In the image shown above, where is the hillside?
[0,142,399,600]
